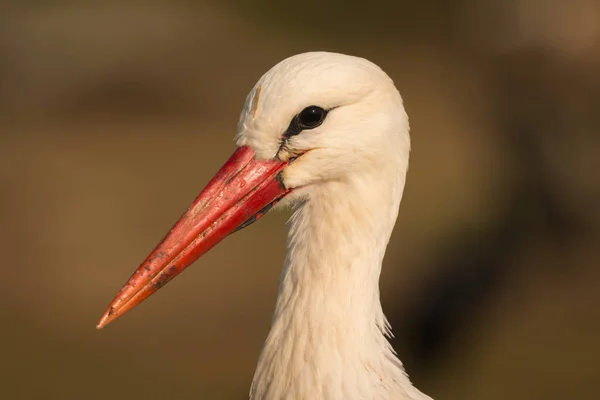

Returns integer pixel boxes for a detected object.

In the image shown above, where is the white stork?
[97,51,432,400]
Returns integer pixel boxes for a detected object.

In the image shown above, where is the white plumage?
[238,52,431,400]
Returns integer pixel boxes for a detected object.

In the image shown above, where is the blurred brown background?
[1,1,599,399]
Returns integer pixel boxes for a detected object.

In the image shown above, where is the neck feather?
[250,174,430,400]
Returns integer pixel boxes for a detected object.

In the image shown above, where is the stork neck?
[250,178,429,400]
[279,181,397,334]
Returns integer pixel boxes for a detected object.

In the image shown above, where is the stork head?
[96,52,409,329]
[238,52,409,204]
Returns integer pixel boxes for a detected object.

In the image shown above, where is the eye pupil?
[297,106,327,129]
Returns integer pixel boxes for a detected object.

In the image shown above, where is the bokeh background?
[1,1,599,399]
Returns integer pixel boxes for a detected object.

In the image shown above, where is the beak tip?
[96,316,109,330]
[96,307,116,330]
[96,317,113,330]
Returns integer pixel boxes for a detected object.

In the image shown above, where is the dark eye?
[282,105,329,139]
[297,106,327,129]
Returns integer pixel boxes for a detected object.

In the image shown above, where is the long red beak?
[96,145,290,329]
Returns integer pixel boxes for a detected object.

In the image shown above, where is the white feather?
[236,52,431,400]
